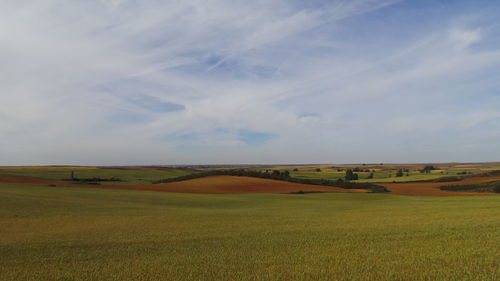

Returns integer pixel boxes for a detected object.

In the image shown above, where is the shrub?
[494,184,500,193]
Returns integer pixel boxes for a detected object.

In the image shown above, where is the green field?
[290,169,445,183]
[0,167,192,185]
[282,163,499,183]
[355,173,443,183]
[1,184,499,281]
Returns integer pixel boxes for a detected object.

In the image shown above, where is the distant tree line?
[351,167,371,172]
[440,181,500,193]
[66,171,122,184]
[474,170,500,177]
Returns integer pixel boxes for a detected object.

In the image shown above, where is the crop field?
[289,169,445,183]
[1,184,499,281]
[0,167,192,185]
[0,174,368,195]
[273,162,500,183]
[1,165,500,196]
[2,162,499,187]
[5,1,500,280]
[0,164,499,281]
[381,176,500,196]
[127,176,368,194]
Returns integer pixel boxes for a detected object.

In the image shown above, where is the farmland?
[0,166,192,185]
[1,162,493,185]
[0,164,499,281]
[0,184,499,281]
[381,176,500,196]
[272,162,500,183]
[1,164,500,196]
[131,176,368,194]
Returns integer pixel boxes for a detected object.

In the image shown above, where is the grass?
[1,184,499,281]
[0,167,193,185]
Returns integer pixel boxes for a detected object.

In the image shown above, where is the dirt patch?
[381,176,500,196]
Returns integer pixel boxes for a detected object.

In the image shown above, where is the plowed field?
[126,176,368,194]
[381,176,500,196]
[0,175,367,194]
[2,173,499,195]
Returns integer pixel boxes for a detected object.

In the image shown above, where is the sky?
[1,0,500,165]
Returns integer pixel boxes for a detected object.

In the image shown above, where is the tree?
[316,168,321,172]
[293,168,299,172]
[345,169,353,180]
[345,169,358,181]
[421,165,437,174]
[367,172,374,179]
[396,169,404,177]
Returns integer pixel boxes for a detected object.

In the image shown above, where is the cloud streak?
[1,0,500,165]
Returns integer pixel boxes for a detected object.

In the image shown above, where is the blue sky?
[1,0,500,165]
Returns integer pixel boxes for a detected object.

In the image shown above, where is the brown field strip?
[381,176,500,196]
[87,176,369,194]
[139,176,367,193]
[0,175,367,194]
[2,174,499,196]
[0,174,61,185]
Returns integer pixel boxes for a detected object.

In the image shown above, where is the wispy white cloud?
[1,0,500,165]
[450,28,482,50]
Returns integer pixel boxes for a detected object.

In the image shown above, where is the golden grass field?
[1,184,498,281]
[0,165,499,281]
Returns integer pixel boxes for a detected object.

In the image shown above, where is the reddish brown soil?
[381,176,500,196]
[1,174,498,196]
[0,175,367,194]
[76,176,367,194]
